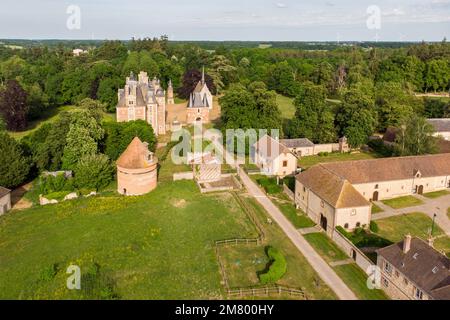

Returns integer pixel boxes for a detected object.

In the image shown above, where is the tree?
[0,80,28,131]
[74,154,114,191]
[344,109,377,148]
[0,132,30,188]
[177,69,216,99]
[208,55,236,94]
[103,120,157,161]
[287,84,336,143]
[425,59,450,92]
[267,61,299,97]
[395,115,437,156]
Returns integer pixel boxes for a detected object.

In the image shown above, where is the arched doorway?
[196,117,202,122]
[373,191,379,201]
[320,214,328,231]
[417,185,424,195]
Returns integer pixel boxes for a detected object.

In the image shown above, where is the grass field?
[7,105,115,140]
[371,204,384,214]
[219,195,336,300]
[423,190,450,199]
[276,94,296,120]
[382,196,424,209]
[0,181,261,299]
[375,212,450,257]
[303,232,388,300]
[299,152,379,169]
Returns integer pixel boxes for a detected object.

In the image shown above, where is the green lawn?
[371,204,384,214]
[299,152,379,169]
[7,105,114,140]
[382,196,423,209]
[303,232,388,300]
[219,195,336,300]
[276,94,296,119]
[0,181,260,299]
[333,264,388,300]
[303,233,347,263]
[423,190,450,199]
[375,212,450,256]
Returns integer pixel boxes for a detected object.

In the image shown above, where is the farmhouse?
[0,187,11,215]
[186,68,213,124]
[116,71,172,136]
[295,154,450,234]
[377,235,450,300]
[427,119,450,141]
[251,135,298,177]
[117,137,158,196]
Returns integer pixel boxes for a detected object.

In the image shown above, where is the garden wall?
[332,228,374,275]
[282,184,295,201]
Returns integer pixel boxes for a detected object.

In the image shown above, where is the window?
[384,261,393,275]
[303,187,306,193]
[395,271,399,278]
[344,223,349,229]
[283,160,288,167]
[382,277,389,288]
[375,184,379,190]
[415,288,423,300]
[351,209,357,216]
[404,278,409,285]
[356,222,361,228]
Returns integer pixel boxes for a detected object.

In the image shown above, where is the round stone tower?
[117,137,158,196]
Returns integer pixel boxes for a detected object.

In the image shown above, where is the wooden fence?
[226,285,306,299]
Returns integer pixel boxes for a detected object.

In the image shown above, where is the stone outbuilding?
[117,137,158,196]
[0,186,12,215]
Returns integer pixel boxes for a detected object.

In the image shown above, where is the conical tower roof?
[117,137,156,169]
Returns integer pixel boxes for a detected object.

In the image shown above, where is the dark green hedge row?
[259,246,287,284]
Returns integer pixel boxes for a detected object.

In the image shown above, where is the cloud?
[275,2,287,8]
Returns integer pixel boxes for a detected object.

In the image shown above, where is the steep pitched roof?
[117,137,156,169]
[280,138,314,148]
[296,165,370,209]
[254,135,295,159]
[320,153,450,184]
[377,237,450,300]
[428,119,450,132]
[0,186,11,198]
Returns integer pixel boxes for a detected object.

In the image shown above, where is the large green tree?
[395,115,437,156]
[0,79,28,131]
[0,132,30,188]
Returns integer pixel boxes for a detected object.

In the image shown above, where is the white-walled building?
[295,154,450,235]
[428,119,450,141]
[0,187,11,215]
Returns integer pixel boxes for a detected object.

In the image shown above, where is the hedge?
[259,247,287,284]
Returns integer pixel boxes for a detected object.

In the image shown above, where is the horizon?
[0,0,449,42]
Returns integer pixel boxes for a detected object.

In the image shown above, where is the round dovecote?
[116,137,158,196]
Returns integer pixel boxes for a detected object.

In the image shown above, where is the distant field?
[7,106,115,140]
[299,152,380,169]
[276,94,296,119]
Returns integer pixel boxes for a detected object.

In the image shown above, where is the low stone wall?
[312,143,340,155]
[331,228,375,275]
[173,172,194,181]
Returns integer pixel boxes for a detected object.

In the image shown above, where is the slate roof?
[0,186,11,198]
[427,119,450,132]
[117,137,157,169]
[296,165,370,209]
[279,138,315,148]
[319,153,450,184]
[377,237,450,300]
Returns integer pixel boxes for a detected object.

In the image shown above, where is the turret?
[167,79,174,105]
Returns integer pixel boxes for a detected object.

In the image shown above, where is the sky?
[0,0,449,41]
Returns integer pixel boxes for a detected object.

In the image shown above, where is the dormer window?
[375,184,379,190]
[413,253,419,260]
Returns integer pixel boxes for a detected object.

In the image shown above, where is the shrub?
[256,177,282,194]
[370,221,379,233]
[45,191,73,201]
[38,173,75,195]
[0,132,31,188]
[74,154,114,191]
[259,247,287,284]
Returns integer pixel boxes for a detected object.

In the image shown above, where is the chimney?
[403,234,412,254]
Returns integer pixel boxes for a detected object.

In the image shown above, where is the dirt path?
[11,183,33,210]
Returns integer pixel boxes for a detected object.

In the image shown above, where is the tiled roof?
[296,165,370,209]
[428,119,450,132]
[0,186,11,198]
[319,153,450,184]
[280,138,314,148]
[254,135,295,158]
[117,137,157,169]
[377,237,450,300]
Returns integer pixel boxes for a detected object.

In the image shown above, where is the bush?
[38,173,75,195]
[370,221,379,233]
[74,154,114,191]
[45,190,73,201]
[259,247,287,284]
[318,152,329,157]
[0,132,31,188]
[256,177,282,194]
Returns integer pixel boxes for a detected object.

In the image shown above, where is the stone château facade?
[186,68,213,124]
[116,71,174,136]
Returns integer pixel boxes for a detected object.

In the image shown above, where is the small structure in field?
[117,137,158,196]
[0,187,11,215]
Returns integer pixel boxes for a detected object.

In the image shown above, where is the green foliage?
[0,132,30,188]
[45,191,73,201]
[74,154,114,191]
[259,247,287,284]
[256,177,282,194]
[0,79,28,131]
[337,226,392,249]
[38,173,75,195]
[370,221,379,233]
[39,264,58,282]
[103,120,157,160]
[395,114,438,156]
